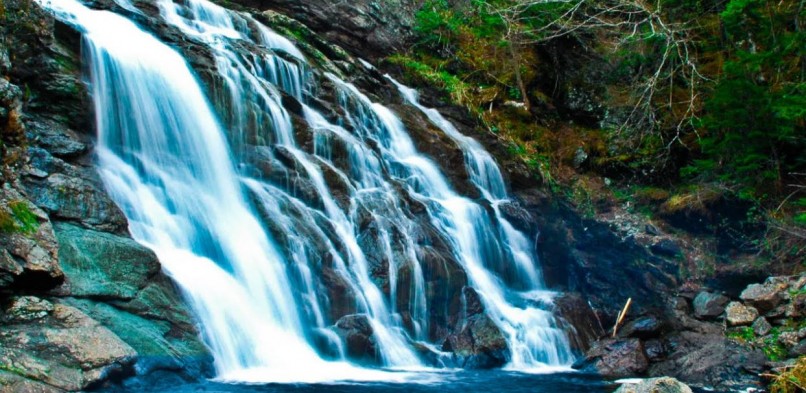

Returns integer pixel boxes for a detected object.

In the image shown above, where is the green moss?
[0,200,39,235]
[727,326,755,343]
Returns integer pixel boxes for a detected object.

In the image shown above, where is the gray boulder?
[740,278,788,312]
[693,292,729,319]
[615,377,693,393]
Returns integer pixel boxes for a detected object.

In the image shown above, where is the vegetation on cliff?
[391,0,805,269]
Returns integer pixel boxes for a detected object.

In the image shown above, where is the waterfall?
[36,0,574,382]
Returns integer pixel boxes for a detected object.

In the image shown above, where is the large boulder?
[615,377,693,393]
[649,330,767,391]
[692,292,729,319]
[573,338,649,378]
[0,300,136,391]
[333,314,379,365]
[52,222,160,299]
[442,288,510,369]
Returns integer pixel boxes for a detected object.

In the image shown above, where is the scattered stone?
[573,338,648,378]
[778,332,799,348]
[614,377,693,393]
[725,302,758,326]
[740,279,788,312]
[693,292,730,319]
[2,296,54,323]
[573,147,588,168]
[752,317,772,337]
[650,239,682,257]
[621,316,663,339]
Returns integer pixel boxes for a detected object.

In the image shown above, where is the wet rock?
[54,222,160,299]
[650,239,682,257]
[614,377,693,393]
[740,278,788,312]
[443,313,510,369]
[573,338,648,378]
[725,302,758,326]
[620,316,663,339]
[692,292,729,319]
[553,293,605,352]
[752,317,772,336]
[333,314,379,365]
[24,173,128,233]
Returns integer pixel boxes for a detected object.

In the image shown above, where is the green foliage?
[684,0,805,200]
[768,356,806,393]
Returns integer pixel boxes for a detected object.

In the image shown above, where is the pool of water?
[105,370,618,393]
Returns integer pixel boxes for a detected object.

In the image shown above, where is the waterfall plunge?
[36,0,574,382]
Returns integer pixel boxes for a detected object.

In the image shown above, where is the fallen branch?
[611,297,632,338]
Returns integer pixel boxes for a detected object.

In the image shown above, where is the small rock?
[650,239,682,257]
[573,147,588,168]
[614,377,693,393]
[725,302,759,326]
[752,317,772,336]
[798,328,806,339]
[791,340,806,357]
[778,331,799,348]
[693,292,730,319]
[644,224,661,236]
[3,296,54,322]
[740,279,788,312]
[767,304,787,319]
[644,339,666,362]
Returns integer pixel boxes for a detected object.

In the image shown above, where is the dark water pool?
[105,370,619,393]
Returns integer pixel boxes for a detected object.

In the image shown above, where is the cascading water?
[36,0,574,382]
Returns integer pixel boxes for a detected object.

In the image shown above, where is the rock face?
[614,377,693,393]
[234,0,420,57]
[0,2,211,390]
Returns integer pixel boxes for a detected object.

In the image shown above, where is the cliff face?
[0,3,211,391]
